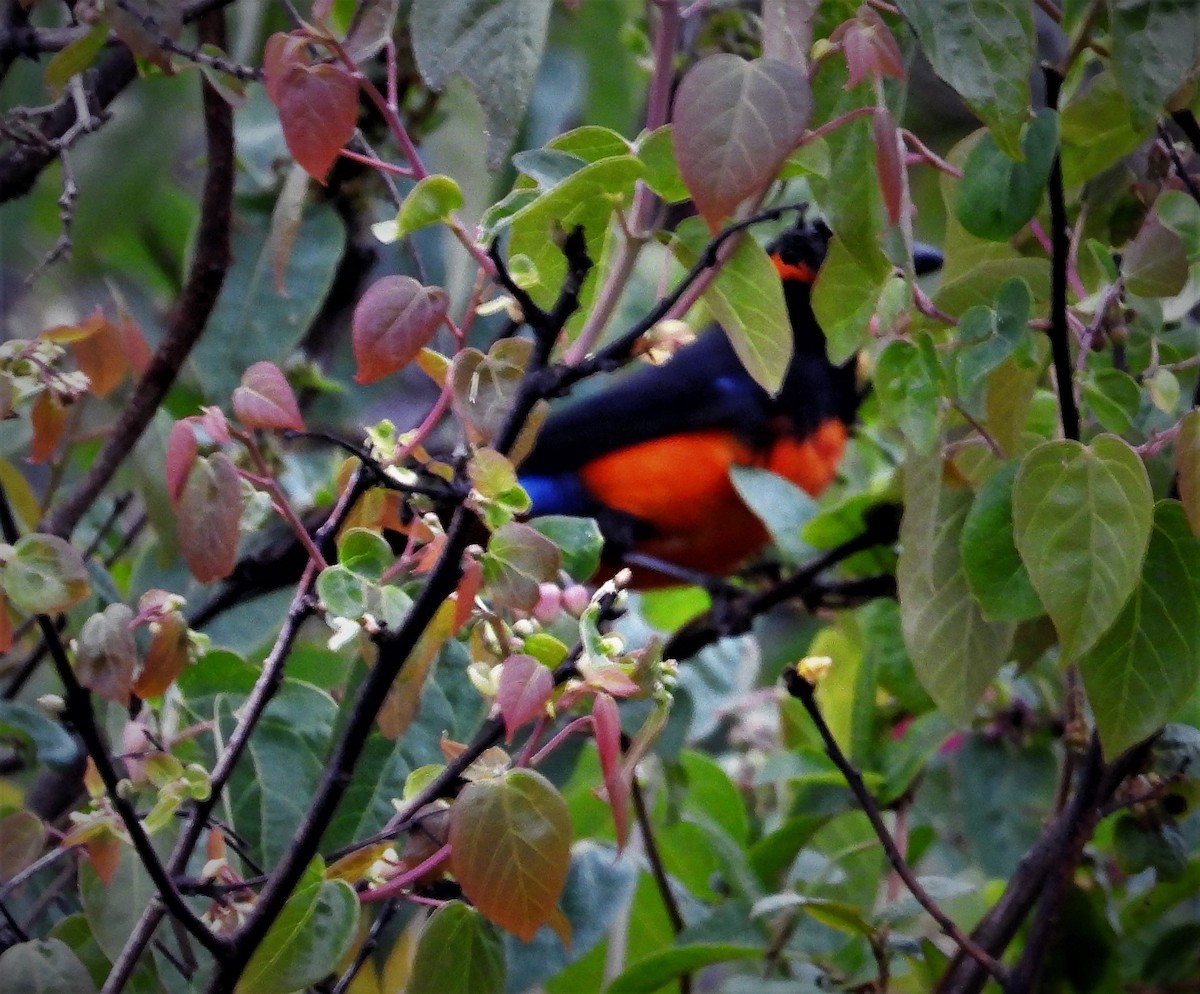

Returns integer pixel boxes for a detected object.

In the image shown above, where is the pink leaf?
[592,692,628,850]
[176,452,243,583]
[353,276,449,384]
[232,361,305,431]
[497,654,554,742]
[832,6,906,88]
[197,406,231,445]
[165,420,198,505]
[673,55,812,231]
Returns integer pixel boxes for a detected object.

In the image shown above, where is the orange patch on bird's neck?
[770,255,817,284]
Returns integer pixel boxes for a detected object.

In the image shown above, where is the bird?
[519,217,941,587]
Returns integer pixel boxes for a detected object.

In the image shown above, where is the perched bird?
[520,218,941,586]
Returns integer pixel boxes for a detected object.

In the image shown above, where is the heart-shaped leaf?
[353,276,449,384]
[233,361,305,431]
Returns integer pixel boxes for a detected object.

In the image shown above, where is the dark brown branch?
[1042,65,1080,442]
[0,0,239,202]
[663,504,901,662]
[783,667,1010,988]
[37,29,235,541]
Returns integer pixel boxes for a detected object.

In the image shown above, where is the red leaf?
[497,654,554,741]
[118,310,153,375]
[166,420,198,505]
[232,361,305,431]
[262,32,308,105]
[672,55,812,231]
[592,692,628,850]
[873,106,904,227]
[832,6,906,88]
[0,590,12,654]
[275,61,359,183]
[29,391,67,464]
[176,452,243,583]
[197,406,231,445]
[353,276,449,384]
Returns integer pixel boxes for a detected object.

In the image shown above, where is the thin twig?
[783,668,1010,987]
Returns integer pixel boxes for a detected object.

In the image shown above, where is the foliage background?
[2,1,1200,993]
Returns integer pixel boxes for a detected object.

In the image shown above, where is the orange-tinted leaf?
[377,601,454,740]
[497,654,554,741]
[832,5,905,88]
[232,361,305,431]
[673,55,812,231]
[453,556,483,634]
[872,106,904,227]
[165,420,198,504]
[353,276,449,384]
[85,825,123,885]
[131,610,189,698]
[76,604,137,706]
[40,308,106,344]
[117,311,152,375]
[71,309,128,398]
[276,61,359,183]
[176,452,242,583]
[449,769,571,941]
[592,692,628,849]
[29,391,67,464]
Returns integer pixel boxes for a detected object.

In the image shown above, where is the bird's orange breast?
[577,420,847,583]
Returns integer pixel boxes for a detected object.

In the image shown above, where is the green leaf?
[1123,217,1190,298]
[2,533,90,615]
[506,155,643,311]
[606,944,761,994]
[810,232,891,366]
[636,126,689,204]
[240,859,359,994]
[1108,0,1200,128]
[896,0,1035,159]
[1158,189,1200,260]
[0,701,76,770]
[1012,435,1154,663]
[528,516,603,582]
[1082,368,1142,434]
[192,201,344,399]
[79,857,158,965]
[960,461,1043,622]
[43,23,109,97]
[0,939,97,994]
[954,277,1032,414]
[874,337,944,455]
[1060,71,1144,188]
[1080,501,1200,757]
[408,902,506,994]
[395,174,465,236]
[482,522,561,610]
[1113,815,1189,880]
[411,0,553,169]
[512,149,589,190]
[671,217,793,393]
[729,465,819,564]
[337,528,393,582]
[1176,409,1200,537]
[897,453,1016,722]
[449,768,571,942]
[955,110,1059,241]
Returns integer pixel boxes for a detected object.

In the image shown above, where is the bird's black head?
[767,215,833,287]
